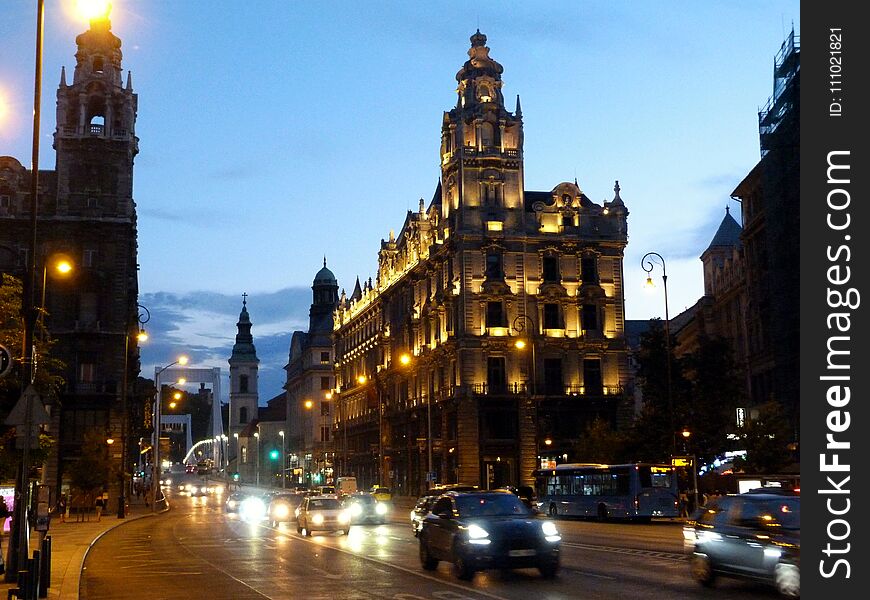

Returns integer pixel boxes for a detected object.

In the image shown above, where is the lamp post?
[232,432,239,478]
[152,355,188,512]
[118,304,149,519]
[512,315,537,396]
[5,0,46,581]
[641,251,676,457]
[254,430,260,487]
[279,430,285,489]
[682,429,699,512]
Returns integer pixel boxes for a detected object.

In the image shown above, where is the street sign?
[0,344,11,379]
[671,456,693,467]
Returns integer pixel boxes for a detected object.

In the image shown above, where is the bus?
[533,463,680,521]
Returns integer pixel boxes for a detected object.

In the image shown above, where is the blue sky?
[0,1,800,403]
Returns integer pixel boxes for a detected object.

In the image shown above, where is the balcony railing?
[470,382,527,395]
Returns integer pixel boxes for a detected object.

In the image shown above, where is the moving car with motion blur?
[683,490,800,597]
[268,492,304,526]
[342,492,388,525]
[296,495,352,536]
[418,490,561,580]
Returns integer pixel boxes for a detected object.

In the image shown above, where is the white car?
[296,495,351,536]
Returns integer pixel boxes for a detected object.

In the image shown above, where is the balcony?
[470,382,527,396]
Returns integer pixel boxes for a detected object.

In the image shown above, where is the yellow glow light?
[682,430,691,438]
[399,354,411,366]
[357,375,367,385]
[137,329,149,342]
[514,339,526,350]
[486,220,503,232]
[55,259,73,275]
[76,0,112,22]
[178,355,189,365]
[644,276,655,289]
[177,378,186,385]
[304,399,314,410]
[169,402,176,409]
[173,392,182,400]
[544,438,552,446]
[106,437,114,444]
[325,391,333,400]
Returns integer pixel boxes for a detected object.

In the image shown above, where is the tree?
[679,336,744,467]
[572,417,628,464]
[65,429,114,509]
[733,401,793,474]
[0,275,65,480]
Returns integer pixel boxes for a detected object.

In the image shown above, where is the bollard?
[15,569,27,600]
[28,552,40,600]
[38,536,50,598]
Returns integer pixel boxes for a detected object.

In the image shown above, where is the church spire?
[230,294,258,363]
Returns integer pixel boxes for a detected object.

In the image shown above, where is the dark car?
[418,491,561,580]
[268,492,304,526]
[683,492,800,597]
[224,491,245,513]
[343,492,389,525]
[493,485,537,510]
[410,484,479,536]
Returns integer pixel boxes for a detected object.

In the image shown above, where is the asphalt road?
[80,491,782,599]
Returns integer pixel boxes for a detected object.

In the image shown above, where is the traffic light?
[269,449,279,461]
[232,472,240,481]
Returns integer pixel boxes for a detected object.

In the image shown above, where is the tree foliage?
[66,429,114,501]
[732,401,793,474]
[572,417,628,464]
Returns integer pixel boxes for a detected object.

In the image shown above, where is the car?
[343,493,388,525]
[187,483,210,497]
[296,495,352,536]
[316,485,337,496]
[683,492,800,597]
[224,491,245,513]
[370,486,393,502]
[411,494,438,536]
[238,494,269,522]
[418,490,561,580]
[411,485,480,536]
[268,492,304,526]
[492,485,537,510]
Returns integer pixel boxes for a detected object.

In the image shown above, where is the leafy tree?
[732,401,793,473]
[65,429,114,507]
[0,275,65,480]
[626,320,690,462]
[572,417,628,464]
[679,336,744,467]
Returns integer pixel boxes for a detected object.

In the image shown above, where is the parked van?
[337,476,358,496]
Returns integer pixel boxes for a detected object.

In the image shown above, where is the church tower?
[54,13,138,218]
[439,30,525,232]
[229,295,260,438]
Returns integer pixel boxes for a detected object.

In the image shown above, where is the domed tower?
[229,295,259,437]
[310,257,339,336]
[439,30,525,231]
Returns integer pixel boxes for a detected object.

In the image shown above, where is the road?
[80,489,781,599]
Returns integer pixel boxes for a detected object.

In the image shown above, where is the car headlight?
[227,500,237,508]
[467,523,491,544]
[240,497,266,521]
[214,485,224,495]
[375,502,388,515]
[410,510,417,521]
[542,520,561,542]
[164,478,172,485]
[201,486,208,494]
[273,504,289,519]
[350,503,363,516]
[338,511,351,524]
[186,484,193,491]
[312,513,324,525]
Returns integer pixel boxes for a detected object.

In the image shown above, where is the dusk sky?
[1,1,800,404]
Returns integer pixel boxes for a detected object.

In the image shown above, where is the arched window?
[239,406,248,424]
[92,58,104,73]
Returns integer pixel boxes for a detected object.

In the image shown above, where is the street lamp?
[641,251,675,457]
[681,429,699,512]
[279,430,285,489]
[232,432,239,479]
[152,354,188,513]
[117,303,149,519]
[254,430,260,487]
[512,315,537,396]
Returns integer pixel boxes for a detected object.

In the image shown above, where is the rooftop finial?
[323,255,327,268]
[242,291,248,307]
[60,65,67,86]
[470,29,487,48]
[515,95,522,117]
[725,204,730,215]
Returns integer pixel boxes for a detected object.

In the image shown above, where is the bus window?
[639,466,673,489]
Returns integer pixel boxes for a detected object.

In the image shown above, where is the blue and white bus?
[533,463,680,521]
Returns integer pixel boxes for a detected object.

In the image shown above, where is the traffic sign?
[671,456,693,467]
[0,344,11,379]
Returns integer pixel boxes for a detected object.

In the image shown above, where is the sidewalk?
[0,495,164,600]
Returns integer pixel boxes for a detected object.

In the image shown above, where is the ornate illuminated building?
[332,31,631,493]
[0,16,140,501]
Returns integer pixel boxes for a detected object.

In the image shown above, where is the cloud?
[138,287,312,405]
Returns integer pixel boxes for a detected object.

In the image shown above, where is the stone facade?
[332,32,631,495]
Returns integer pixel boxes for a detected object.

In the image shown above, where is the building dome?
[313,257,337,286]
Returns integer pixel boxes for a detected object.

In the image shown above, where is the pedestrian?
[679,491,689,518]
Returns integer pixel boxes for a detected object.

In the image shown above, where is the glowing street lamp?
[279,430,286,489]
[74,0,112,22]
[152,355,188,512]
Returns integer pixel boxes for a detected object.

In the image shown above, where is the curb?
[75,502,169,599]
